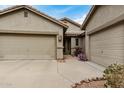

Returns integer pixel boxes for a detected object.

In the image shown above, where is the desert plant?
[103,63,124,88]
[73,47,82,56]
[73,47,87,61]
[77,52,87,61]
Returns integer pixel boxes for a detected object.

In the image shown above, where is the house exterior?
[81,5,124,67]
[0,5,68,60]
[60,18,85,55]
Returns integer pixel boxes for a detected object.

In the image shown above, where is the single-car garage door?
[0,33,56,60]
[90,24,124,67]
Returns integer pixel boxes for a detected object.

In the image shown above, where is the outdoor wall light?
[58,35,62,42]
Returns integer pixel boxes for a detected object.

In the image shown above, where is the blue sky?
[33,5,91,24]
[0,5,91,24]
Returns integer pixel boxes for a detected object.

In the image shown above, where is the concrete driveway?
[0,59,105,88]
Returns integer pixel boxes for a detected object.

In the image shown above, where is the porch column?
[85,31,90,60]
[56,31,63,60]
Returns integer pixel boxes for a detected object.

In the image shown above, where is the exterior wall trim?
[87,14,124,35]
[0,29,59,35]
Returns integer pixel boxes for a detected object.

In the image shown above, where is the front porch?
[63,36,85,55]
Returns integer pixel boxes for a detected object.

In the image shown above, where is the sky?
[0,5,91,24]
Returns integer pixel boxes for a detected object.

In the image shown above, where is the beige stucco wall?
[81,36,85,52]
[71,37,84,55]
[86,5,124,32]
[56,30,63,59]
[0,9,64,59]
[90,23,124,67]
[65,22,81,32]
[84,5,124,67]
[0,9,63,32]
[85,32,90,60]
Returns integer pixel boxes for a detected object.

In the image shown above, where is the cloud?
[54,6,73,13]
[32,5,74,19]
[0,5,12,10]
[33,5,73,14]
[46,6,74,18]
[74,14,87,24]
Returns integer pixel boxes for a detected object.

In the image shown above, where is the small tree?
[103,63,124,88]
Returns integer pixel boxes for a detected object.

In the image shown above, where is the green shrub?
[103,63,124,88]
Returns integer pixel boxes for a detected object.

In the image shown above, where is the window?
[76,38,79,46]
[24,11,28,17]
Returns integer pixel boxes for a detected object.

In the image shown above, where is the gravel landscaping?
[75,80,106,88]
[71,77,106,88]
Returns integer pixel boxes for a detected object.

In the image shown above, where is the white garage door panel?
[0,34,56,60]
[90,26,124,67]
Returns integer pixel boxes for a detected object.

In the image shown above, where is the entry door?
[64,37,71,55]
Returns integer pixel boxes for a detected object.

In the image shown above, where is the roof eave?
[81,5,98,30]
[60,17,81,27]
[0,5,68,29]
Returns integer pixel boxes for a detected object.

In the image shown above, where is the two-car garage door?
[0,33,56,60]
[90,24,124,67]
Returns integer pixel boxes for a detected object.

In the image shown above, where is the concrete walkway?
[58,60,105,83]
[0,59,105,88]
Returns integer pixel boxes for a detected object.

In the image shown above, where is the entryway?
[64,37,71,55]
